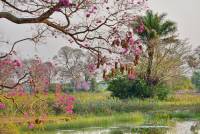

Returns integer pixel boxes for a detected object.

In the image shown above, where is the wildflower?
[66,109,73,114]
[0,102,6,110]
[28,123,35,129]
[67,96,75,101]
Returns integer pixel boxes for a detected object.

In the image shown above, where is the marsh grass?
[20,112,144,133]
[1,92,200,116]
[1,92,200,133]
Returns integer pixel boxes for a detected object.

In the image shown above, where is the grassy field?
[1,92,200,133]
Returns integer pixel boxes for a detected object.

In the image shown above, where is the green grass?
[19,112,144,133]
[1,92,200,133]
[1,92,200,116]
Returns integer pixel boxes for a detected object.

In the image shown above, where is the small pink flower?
[129,37,135,46]
[24,112,29,118]
[133,47,142,56]
[59,0,71,7]
[67,96,75,101]
[122,48,129,54]
[0,102,6,110]
[28,123,35,129]
[66,109,73,114]
[65,105,73,110]
[13,59,22,67]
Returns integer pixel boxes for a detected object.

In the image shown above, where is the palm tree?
[133,10,178,83]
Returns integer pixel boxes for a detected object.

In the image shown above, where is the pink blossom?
[0,102,6,110]
[122,48,129,54]
[66,109,73,114]
[133,47,142,56]
[87,64,96,74]
[12,59,22,67]
[28,123,35,129]
[24,112,29,118]
[129,37,135,46]
[67,96,75,101]
[59,0,71,7]
[44,79,49,85]
[65,105,73,111]
[128,73,136,80]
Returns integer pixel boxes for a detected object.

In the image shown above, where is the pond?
[56,121,200,134]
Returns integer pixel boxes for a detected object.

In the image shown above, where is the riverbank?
[1,92,200,133]
[18,111,200,134]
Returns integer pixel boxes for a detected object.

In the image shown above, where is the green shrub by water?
[107,76,153,99]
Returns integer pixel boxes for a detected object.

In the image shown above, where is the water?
[56,121,200,134]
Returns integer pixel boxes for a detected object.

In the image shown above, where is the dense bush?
[154,84,170,100]
[107,76,153,99]
[191,70,200,91]
[107,76,170,100]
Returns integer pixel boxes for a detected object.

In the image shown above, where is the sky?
[0,0,200,61]
[149,0,200,48]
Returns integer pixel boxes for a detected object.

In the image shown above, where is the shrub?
[107,76,153,99]
[107,76,170,100]
[154,84,170,100]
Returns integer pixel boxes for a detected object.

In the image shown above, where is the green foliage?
[167,76,193,91]
[191,70,200,91]
[48,83,56,93]
[0,123,20,134]
[134,10,177,43]
[107,76,153,99]
[20,112,144,133]
[154,84,170,100]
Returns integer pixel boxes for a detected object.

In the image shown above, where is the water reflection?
[57,121,200,134]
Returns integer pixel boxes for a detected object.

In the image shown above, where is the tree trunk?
[146,48,154,80]
[146,40,156,83]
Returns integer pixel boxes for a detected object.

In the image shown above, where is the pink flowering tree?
[0,29,46,90]
[0,0,148,79]
[0,0,149,128]
[0,55,26,90]
[23,57,57,94]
